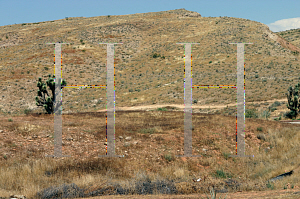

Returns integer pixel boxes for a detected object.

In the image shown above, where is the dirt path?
[81,188,300,199]
[97,98,287,113]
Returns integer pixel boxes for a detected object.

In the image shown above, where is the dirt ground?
[81,188,300,199]
[96,98,288,119]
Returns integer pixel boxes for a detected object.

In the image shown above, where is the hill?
[1,8,300,199]
[0,8,300,117]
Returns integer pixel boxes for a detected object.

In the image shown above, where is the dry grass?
[0,106,299,198]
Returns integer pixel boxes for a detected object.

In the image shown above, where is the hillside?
[0,8,300,117]
[2,9,300,199]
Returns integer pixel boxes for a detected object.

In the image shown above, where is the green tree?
[286,83,300,119]
[35,74,67,114]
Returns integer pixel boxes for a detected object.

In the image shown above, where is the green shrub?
[24,108,32,115]
[213,168,232,179]
[164,153,173,162]
[272,101,281,107]
[157,107,168,111]
[152,53,160,58]
[245,109,258,118]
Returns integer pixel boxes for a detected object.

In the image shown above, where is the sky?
[0,0,300,32]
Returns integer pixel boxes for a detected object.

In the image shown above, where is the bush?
[164,153,174,162]
[157,107,168,111]
[245,109,259,118]
[272,101,281,107]
[24,108,33,115]
[152,53,160,58]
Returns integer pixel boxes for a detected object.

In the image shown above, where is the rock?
[267,170,294,183]
[9,195,26,199]
[66,137,73,141]
[124,142,130,147]
[125,136,131,141]
[119,136,123,139]
[184,12,201,17]
[35,183,86,199]
[0,130,3,133]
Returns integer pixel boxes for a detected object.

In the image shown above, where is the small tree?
[286,83,300,119]
[35,74,67,114]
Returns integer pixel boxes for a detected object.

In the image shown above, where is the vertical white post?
[45,42,70,158]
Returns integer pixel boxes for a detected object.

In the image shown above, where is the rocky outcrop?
[261,24,300,53]
[181,12,201,18]
[172,8,201,18]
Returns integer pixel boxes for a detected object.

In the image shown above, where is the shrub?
[24,108,33,115]
[245,109,258,118]
[152,53,160,58]
[164,153,174,162]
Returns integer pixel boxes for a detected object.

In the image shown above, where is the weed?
[8,118,13,122]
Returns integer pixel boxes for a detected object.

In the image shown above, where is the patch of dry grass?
[0,108,299,198]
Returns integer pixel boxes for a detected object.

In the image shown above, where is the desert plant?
[35,74,67,114]
[24,108,33,115]
[245,108,259,118]
[286,83,300,119]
